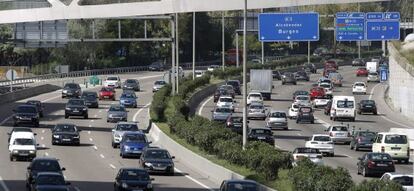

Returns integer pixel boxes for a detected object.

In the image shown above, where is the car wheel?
[293,82,297,85]
[330,153,335,157]
[357,166,361,174]
[84,114,88,119]
[404,159,409,164]
[112,142,116,148]
[362,167,368,177]
[112,98,116,101]
[296,120,299,124]
[333,117,336,121]
[52,141,56,145]
[350,143,354,150]
[35,122,40,128]
[9,155,13,161]
[357,111,361,115]
[397,159,401,164]
[120,153,125,158]
[352,118,355,122]
[40,113,44,118]
[65,115,69,119]
[374,111,378,115]
[355,145,359,151]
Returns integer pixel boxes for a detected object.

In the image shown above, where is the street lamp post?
[175,13,179,94]
[242,0,248,149]
[193,12,196,80]
[222,12,225,71]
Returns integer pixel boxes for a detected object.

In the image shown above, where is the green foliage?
[178,73,211,99]
[350,179,404,191]
[150,84,171,122]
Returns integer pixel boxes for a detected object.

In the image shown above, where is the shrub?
[349,179,404,191]
[150,84,171,122]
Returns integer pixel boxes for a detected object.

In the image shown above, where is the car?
[325,125,352,144]
[247,92,263,105]
[225,115,246,134]
[219,179,258,191]
[313,96,331,108]
[247,102,267,120]
[303,63,317,73]
[288,103,300,119]
[216,96,235,112]
[226,80,241,95]
[51,123,81,146]
[318,77,332,85]
[325,60,338,70]
[357,100,378,115]
[139,148,175,175]
[292,90,309,100]
[111,122,141,148]
[294,95,311,107]
[281,72,297,85]
[352,82,367,95]
[328,72,343,87]
[107,105,128,123]
[324,100,332,115]
[318,82,333,96]
[296,106,315,124]
[114,168,154,191]
[30,172,70,191]
[212,107,233,122]
[120,132,151,158]
[7,127,34,143]
[207,65,220,72]
[61,83,81,98]
[265,110,288,130]
[352,58,365,66]
[356,67,369,77]
[123,79,140,91]
[367,72,380,82]
[81,91,99,108]
[380,173,413,191]
[214,88,230,103]
[350,130,377,151]
[9,132,37,161]
[64,99,88,119]
[294,71,310,81]
[152,80,167,92]
[26,157,66,189]
[119,92,138,108]
[26,100,44,118]
[170,66,185,78]
[305,134,335,157]
[148,61,165,71]
[292,147,323,166]
[104,76,121,88]
[310,87,325,100]
[357,152,395,177]
[323,68,336,78]
[272,70,281,80]
[13,104,40,127]
[195,70,205,78]
[372,132,410,164]
[99,87,116,101]
[220,85,236,98]
[330,96,356,122]
[247,127,274,146]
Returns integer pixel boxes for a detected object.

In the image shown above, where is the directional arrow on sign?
[359,36,363,39]
[339,36,343,40]
[313,36,317,39]
[381,35,385,39]
[287,36,291,40]
[261,36,265,40]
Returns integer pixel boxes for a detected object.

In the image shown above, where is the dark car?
[64,99,88,119]
[123,79,140,91]
[30,172,70,191]
[7,127,35,143]
[114,168,154,191]
[26,100,44,118]
[294,71,310,81]
[51,124,81,146]
[324,100,332,115]
[13,105,40,127]
[226,80,241,95]
[81,91,99,108]
[303,63,317,73]
[214,89,229,103]
[139,148,175,175]
[281,72,297,85]
[220,179,258,191]
[292,90,310,100]
[220,85,236,98]
[296,106,314,124]
[350,130,377,151]
[61,83,81,98]
[148,61,165,71]
[26,157,66,188]
[358,100,377,115]
[357,152,395,177]
[272,70,281,80]
[352,58,365,66]
[225,115,247,134]
[248,128,274,146]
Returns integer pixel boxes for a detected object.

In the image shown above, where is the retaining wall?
[0,84,61,105]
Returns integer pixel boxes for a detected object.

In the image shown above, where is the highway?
[198,65,414,183]
[0,71,217,191]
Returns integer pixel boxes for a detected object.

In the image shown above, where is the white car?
[195,70,205,78]
[152,80,167,92]
[380,173,413,191]
[216,96,235,111]
[305,134,335,157]
[247,102,267,120]
[294,95,311,106]
[104,76,121,88]
[9,132,37,161]
[313,96,330,108]
[367,72,380,82]
[352,82,367,94]
[325,125,352,144]
[319,82,333,95]
[247,92,263,105]
[265,110,288,130]
[207,65,220,72]
[292,147,324,166]
[288,103,299,119]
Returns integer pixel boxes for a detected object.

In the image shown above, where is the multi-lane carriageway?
[0,71,217,191]
[198,65,414,183]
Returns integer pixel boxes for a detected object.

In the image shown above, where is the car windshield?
[369,72,378,75]
[216,108,232,113]
[101,87,113,92]
[359,132,377,138]
[123,134,146,143]
[14,138,34,145]
[332,126,348,131]
[361,100,376,105]
[116,124,138,131]
[355,83,365,86]
[121,170,150,181]
[232,117,243,123]
[295,91,308,95]
[314,136,330,142]
[384,135,408,144]
[292,104,299,109]
[26,101,40,106]
[54,125,76,132]
[250,105,263,109]
[82,93,96,98]
[370,153,392,160]
[107,77,118,81]
[296,148,320,154]
[155,81,166,85]
[145,150,170,159]
[68,100,84,105]
[337,100,354,108]
[110,106,126,112]
[126,80,136,83]
[319,83,331,88]
[36,175,65,185]
[249,94,261,99]
[227,182,257,191]
[252,129,271,135]
[393,176,413,186]
[227,81,239,87]
[297,96,309,101]
[270,112,286,118]
[121,94,135,98]
[358,68,366,70]
[32,161,61,171]
[220,98,233,102]
[17,106,36,113]
[64,84,78,89]
[222,86,233,91]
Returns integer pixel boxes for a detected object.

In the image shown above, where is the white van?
[373,132,410,164]
[330,96,356,121]
[8,132,37,161]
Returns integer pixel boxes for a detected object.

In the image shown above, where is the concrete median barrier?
[0,84,61,105]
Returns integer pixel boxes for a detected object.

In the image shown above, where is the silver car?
[247,103,267,120]
[325,125,352,144]
[111,122,141,148]
[107,105,128,123]
[152,80,167,92]
[367,72,380,82]
[265,110,288,130]
[211,107,232,122]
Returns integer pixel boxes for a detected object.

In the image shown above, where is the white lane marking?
[315,118,330,128]
[94,115,97,118]
[99,110,102,113]
[109,164,116,169]
[42,95,62,103]
[342,154,353,159]
[274,144,281,149]
[93,146,98,150]
[88,125,92,128]
[88,131,91,134]
[42,130,45,134]
[41,144,45,148]
[0,116,11,126]
[132,103,151,121]
[74,186,81,191]
[90,120,94,122]
[45,152,49,156]
[198,96,214,116]
[89,138,93,142]
[0,176,11,190]
[174,168,214,191]
[100,154,105,159]
[296,133,302,136]
[41,137,44,140]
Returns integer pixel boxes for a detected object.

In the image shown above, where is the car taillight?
[367,160,375,168]
[227,122,232,126]
[381,146,385,153]
[358,138,362,143]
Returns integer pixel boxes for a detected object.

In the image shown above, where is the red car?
[310,87,325,100]
[325,60,338,70]
[99,87,116,100]
[356,68,369,77]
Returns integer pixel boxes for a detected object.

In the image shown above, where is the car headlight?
[82,108,87,111]
[114,133,121,138]
[53,135,60,138]
[29,150,35,154]
[122,183,128,189]
[65,107,71,110]
[147,183,153,189]
[63,90,68,93]
[73,135,80,139]
[124,146,130,150]
[12,150,18,153]
[144,162,153,167]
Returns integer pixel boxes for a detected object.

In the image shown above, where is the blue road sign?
[380,68,388,82]
[336,12,365,41]
[258,13,319,42]
[366,21,400,40]
[366,12,383,20]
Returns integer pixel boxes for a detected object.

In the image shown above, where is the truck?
[250,69,273,100]
[366,61,378,73]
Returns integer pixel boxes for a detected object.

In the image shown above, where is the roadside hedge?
[349,179,404,191]
[150,84,171,122]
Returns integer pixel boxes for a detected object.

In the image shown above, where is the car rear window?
[369,72,378,75]
[314,136,330,142]
[116,124,138,131]
[227,182,257,191]
[337,100,354,108]
[249,94,261,98]
[17,106,36,113]
[121,170,150,181]
[64,84,78,89]
[270,112,286,118]
[252,129,271,135]
[296,148,320,154]
[126,80,136,83]
[220,98,233,102]
[250,105,263,109]
[370,153,392,160]
[392,176,413,186]
[297,96,309,101]
[332,126,348,131]
[384,135,408,144]
[107,77,118,80]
